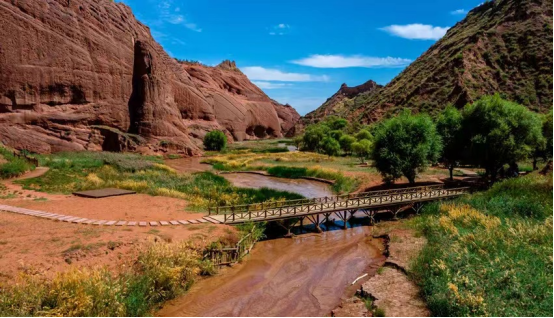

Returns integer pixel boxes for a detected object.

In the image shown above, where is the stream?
[158,167,384,316]
[222,173,334,198]
[158,227,385,317]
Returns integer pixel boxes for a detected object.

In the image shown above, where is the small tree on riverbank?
[320,136,341,157]
[352,139,372,163]
[203,130,227,151]
[436,105,463,180]
[372,111,442,184]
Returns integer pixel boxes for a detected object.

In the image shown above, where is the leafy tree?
[352,139,372,163]
[355,129,373,141]
[372,111,442,184]
[339,135,356,155]
[302,124,330,152]
[436,105,463,180]
[461,95,544,180]
[203,130,227,151]
[320,137,341,157]
[324,116,349,130]
[542,109,553,161]
[330,130,344,141]
[292,135,303,150]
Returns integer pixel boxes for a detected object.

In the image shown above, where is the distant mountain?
[307,0,553,124]
[303,80,382,124]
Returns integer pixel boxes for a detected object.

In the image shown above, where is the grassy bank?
[17,151,302,210]
[0,241,211,316]
[410,173,553,316]
[0,146,35,179]
[204,151,361,193]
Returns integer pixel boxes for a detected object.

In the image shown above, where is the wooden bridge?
[208,185,469,229]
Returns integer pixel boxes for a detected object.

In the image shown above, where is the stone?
[116,221,127,226]
[159,221,170,226]
[0,0,300,155]
[139,222,148,227]
[149,221,159,226]
[169,221,180,225]
[178,220,190,225]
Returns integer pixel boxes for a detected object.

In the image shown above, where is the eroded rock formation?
[0,0,299,154]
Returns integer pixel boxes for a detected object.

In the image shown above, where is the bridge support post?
[391,206,402,220]
[315,214,323,233]
[412,202,424,215]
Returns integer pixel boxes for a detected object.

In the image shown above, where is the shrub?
[203,130,227,151]
[267,166,308,178]
[355,129,373,141]
[352,139,372,163]
[339,135,356,155]
[0,146,35,179]
[319,136,341,157]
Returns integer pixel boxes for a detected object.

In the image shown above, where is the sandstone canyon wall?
[0,0,299,154]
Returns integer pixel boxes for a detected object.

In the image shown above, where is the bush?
[319,136,341,157]
[0,241,204,317]
[203,130,227,151]
[339,135,356,155]
[267,166,308,178]
[0,146,35,179]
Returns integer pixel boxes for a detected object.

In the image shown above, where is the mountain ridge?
[305,0,553,124]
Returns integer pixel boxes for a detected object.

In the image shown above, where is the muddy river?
[159,226,385,317]
[222,173,334,198]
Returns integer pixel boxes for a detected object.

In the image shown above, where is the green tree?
[339,135,356,155]
[302,124,330,152]
[542,109,553,161]
[355,129,373,141]
[324,116,349,130]
[330,130,344,141]
[436,105,463,180]
[372,111,442,184]
[461,95,544,180]
[352,139,372,163]
[292,135,303,150]
[320,137,341,157]
[203,130,227,151]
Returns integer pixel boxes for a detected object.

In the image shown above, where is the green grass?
[17,151,303,210]
[0,146,35,179]
[409,173,553,316]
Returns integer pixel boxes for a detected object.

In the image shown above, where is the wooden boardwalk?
[209,185,469,225]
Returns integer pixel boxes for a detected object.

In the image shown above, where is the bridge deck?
[209,186,468,224]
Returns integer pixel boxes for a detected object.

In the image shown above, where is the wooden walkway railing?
[208,185,469,224]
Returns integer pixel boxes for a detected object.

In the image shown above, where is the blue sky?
[117,0,484,115]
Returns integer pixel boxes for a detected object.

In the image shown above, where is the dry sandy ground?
[333,222,430,317]
[0,169,231,283]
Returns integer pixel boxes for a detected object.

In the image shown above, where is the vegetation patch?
[17,151,303,210]
[0,146,35,179]
[410,173,553,316]
[0,241,211,316]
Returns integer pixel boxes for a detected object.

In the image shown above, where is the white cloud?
[269,23,290,35]
[242,66,329,82]
[157,0,202,32]
[252,81,292,89]
[291,54,411,68]
[450,9,467,15]
[380,24,449,40]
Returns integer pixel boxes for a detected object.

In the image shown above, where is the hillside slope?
[308,0,553,124]
[0,0,299,154]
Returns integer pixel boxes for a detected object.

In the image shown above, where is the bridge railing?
[220,187,470,223]
[209,184,446,215]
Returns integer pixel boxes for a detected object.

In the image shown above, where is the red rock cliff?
[0,0,299,154]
